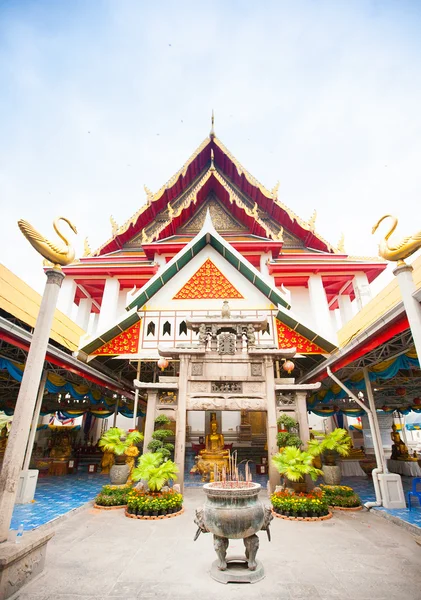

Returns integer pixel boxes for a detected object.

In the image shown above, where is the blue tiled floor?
[10,468,421,534]
[11,473,105,531]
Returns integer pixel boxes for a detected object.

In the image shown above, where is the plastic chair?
[407,477,421,511]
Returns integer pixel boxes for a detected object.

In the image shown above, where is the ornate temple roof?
[90,130,342,257]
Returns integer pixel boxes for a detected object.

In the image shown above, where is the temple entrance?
[185,410,268,486]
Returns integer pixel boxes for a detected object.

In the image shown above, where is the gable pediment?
[178,195,248,234]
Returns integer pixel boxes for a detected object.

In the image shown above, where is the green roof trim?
[275,310,336,354]
[81,313,141,355]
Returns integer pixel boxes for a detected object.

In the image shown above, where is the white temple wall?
[187,411,205,433]
[288,287,315,330]
[222,411,241,433]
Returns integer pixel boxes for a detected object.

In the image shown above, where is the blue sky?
[1,0,421,294]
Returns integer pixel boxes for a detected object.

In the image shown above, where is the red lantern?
[413,397,421,406]
[157,357,169,371]
[395,387,406,397]
[283,360,295,374]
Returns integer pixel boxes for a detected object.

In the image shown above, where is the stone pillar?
[393,262,421,361]
[264,356,280,492]
[97,278,120,333]
[76,297,92,331]
[353,272,372,310]
[58,277,76,317]
[0,268,64,542]
[22,371,48,472]
[338,294,353,326]
[174,355,188,492]
[142,391,158,453]
[295,391,310,447]
[308,274,335,341]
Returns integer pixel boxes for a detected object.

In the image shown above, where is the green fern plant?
[307,428,351,465]
[132,452,179,491]
[272,447,323,483]
[98,427,143,456]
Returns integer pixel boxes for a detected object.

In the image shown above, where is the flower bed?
[126,488,183,517]
[271,488,329,518]
[94,484,132,508]
[320,484,362,509]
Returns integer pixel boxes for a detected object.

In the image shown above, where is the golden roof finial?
[83,237,92,257]
[210,109,215,138]
[167,202,174,218]
[210,148,215,171]
[276,226,284,241]
[271,181,280,198]
[144,185,154,205]
[337,233,346,253]
[110,216,119,237]
[308,209,317,231]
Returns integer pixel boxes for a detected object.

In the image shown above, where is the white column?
[76,297,92,331]
[58,277,77,317]
[308,274,335,341]
[265,356,280,493]
[353,272,372,310]
[393,263,421,361]
[89,313,99,337]
[143,391,158,453]
[174,355,188,492]
[338,294,354,326]
[117,289,128,316]
[132,362,141,431]
[0,268,64,542]
[97,278,120,333]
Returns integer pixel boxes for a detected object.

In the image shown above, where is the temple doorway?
[185,410,268,486]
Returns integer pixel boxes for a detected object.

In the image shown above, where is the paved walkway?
[12,489,421,600]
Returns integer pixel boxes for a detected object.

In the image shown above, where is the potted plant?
[276,414,302,449]
[98,427,143,485]
[308,428,351,485]
[147,415,174,458]
[272,446,323,492]
[132,451,179,492]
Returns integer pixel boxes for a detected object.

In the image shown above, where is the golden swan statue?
[18,217,77,267]
[372,214,421,266]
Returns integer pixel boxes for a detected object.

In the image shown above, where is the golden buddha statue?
[343,436,365,460]
[50,434,72,461]
[196,415,229,481]
[390,424,415,461]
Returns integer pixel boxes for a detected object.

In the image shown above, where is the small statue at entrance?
[246,324,256,348]
[390,423,414,461]
[221,300,230,319]
[198,323,207,346]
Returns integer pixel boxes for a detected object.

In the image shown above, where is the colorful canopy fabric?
[0,358,145,418]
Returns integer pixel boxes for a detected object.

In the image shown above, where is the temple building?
[54,125,387,489]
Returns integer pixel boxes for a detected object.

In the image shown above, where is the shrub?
[271,489,329,517]
[320,484,361,508]
[277,432,302,448]
[95,484,131,506]
[154,414,171,426]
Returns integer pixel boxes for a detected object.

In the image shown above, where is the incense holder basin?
[202,482,264,539]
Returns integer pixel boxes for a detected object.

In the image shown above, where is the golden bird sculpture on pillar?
[17,217,77,267]
[372,214,421,266]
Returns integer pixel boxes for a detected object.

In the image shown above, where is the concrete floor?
[11,489,421,600]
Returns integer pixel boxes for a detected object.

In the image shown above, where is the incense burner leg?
[244,534,259,571]
[213,535,229,570]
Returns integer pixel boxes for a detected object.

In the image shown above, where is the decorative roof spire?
[83,237,92,257]
[337,233,346,253]
[110,215,119,236]
[210,109,215,138]
[210,148,215,171]
[308,209,317,231]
